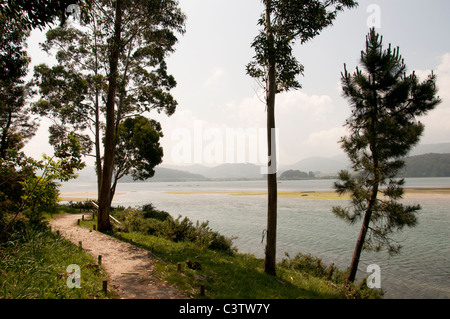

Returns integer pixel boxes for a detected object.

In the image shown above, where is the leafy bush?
[281,253,340,280]
[280,252,383,299]
[112,204,235,254]
[141,203,171,221]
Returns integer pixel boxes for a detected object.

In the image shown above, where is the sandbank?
[166,188,450,200]
[59,191,126,202]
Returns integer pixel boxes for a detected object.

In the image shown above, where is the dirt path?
[50,213,188,299]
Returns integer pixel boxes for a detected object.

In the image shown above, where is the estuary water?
[61,177,450,299]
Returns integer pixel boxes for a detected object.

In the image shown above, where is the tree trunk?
[95,90,102,198]
[97,0,123,232]
[264,0,278,276]
[0,110,12,160]
[94,21,102,199]
[348,87,379,282]
[347,191,376,283]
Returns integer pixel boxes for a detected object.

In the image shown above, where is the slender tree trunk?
[347,184,377,282]
[97,0,123,231]
[94,91,102,198]
[0,110,12,159]
[94,18,102,199]
[348,83,379,283]
[264,0,278,276]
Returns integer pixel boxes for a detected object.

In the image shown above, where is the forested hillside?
[402,153,450,177]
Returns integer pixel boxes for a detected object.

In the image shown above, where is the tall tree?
[32,0,185,231]
[0,14,38,161]
[0,0,87,239]
[246,0,357,275]
[333,29,441,283]
[98,0,124,231]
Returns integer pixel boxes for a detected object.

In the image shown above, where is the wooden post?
[177,263,182,272]
[56,230,60,236]
[77,219,80,225]
[103,280,108,294]
[82,215,84,221]
[200,285,205,297]
[93,224,96,231]
[98,255,102,265]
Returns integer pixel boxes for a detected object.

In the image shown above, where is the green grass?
[104,230,381,299]
[78,207,382,299]
[0,208,116,299]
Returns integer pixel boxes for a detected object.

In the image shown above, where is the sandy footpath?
[49,213,188,299]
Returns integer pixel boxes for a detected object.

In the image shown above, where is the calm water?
[61,177,450,299]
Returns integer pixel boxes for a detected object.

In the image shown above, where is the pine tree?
[333,28,441,283]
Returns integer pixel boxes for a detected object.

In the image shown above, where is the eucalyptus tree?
[333,29,441,283]
[246,0,358,275]
[32,0,185,230]
[0,13,37,161]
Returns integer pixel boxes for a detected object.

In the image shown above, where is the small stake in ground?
[200,285,205,297]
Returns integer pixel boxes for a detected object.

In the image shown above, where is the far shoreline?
[166,188,450,199]
[59,188,450,202]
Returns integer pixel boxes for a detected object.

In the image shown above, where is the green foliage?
[246,0,357,92]
[1,135,85,241]
[280,252,342,281]
[402,153,450,177]
[0,0,79,30]
[279,169,315,180]
[31,0,186,212]
[0,221,113,299]
[116,230,381,299]
[115,116,163,182]
[280,252,383,299]
[333,29,441,260]
[112,204,236,254]
[0,14,38,161]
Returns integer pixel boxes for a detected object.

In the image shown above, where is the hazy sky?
[24,0,450,166]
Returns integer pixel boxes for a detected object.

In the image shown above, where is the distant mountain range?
[73,142,450,182]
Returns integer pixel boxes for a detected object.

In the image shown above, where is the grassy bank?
[77,204,382,299]
[116,231,380,299]
[0,209,116,299]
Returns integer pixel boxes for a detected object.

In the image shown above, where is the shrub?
[141,203,171,221]
[280,252,347,283]
[111,204,235,253]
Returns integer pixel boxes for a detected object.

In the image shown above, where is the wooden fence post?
[200,285,205,297]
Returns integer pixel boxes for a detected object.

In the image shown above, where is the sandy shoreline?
[59,191,126,202]
[59,188,450,202]
[166,188,450,200]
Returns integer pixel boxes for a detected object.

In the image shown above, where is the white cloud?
[157,89,344,166]
[300,126,347,157]
[415,53,450,144]
[203,67,225,88]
